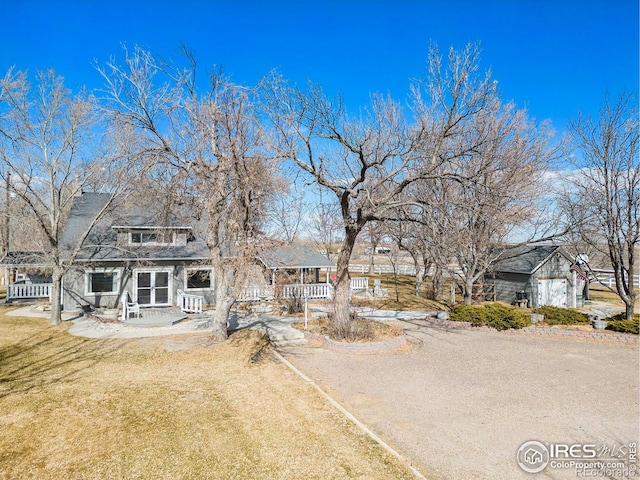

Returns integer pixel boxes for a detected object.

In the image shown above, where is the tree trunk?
[463,275,474,305]
[432,264,443,301]
[332,227,359,336]
[49,268,63,326]
[212,267,233,341]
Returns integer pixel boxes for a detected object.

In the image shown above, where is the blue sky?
[1,0,638,138]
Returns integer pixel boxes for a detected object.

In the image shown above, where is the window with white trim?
[186,269,213,289]
[86,271,119,294]
[130,230,174,245]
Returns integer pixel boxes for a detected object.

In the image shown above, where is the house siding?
[492,272,531,306]
[63,260,216,312]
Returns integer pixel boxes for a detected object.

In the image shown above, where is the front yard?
[0,307,415,480]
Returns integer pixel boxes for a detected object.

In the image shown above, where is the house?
[486,245,583,308]
[3,193,341,315]
[59,193,215,313]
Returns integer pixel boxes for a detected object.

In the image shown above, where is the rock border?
[302,331,407,354]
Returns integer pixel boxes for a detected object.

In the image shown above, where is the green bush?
[450,303,529,331]
[605,313,639,335]
[533,306,590,325]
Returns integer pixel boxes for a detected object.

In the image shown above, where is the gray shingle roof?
[258,245,335,270]
[60,193,210,262]
[489,245,572,275]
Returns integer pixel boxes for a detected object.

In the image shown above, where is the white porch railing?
[178,290,204,314]
[7,283,53,300]
[238,283,334,302]
[282,283,334,300]
[350,277,369,291]
[238,285,275,302]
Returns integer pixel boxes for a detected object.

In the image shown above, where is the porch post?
[300,268,303,285]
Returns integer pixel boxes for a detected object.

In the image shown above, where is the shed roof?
[489,245,573,275]
[258,245,335,270]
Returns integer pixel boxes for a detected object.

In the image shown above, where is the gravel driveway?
[282,319,639,479]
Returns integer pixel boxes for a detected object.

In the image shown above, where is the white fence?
[349,264,418,275]
[7,283,52,300]
[591,269,640,288]
[350,277,369,290]
[283,283,334,300]
[178,290,204,314]
[238,285,276,302]
[238,283,336,302]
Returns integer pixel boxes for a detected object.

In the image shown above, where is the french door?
[136,270,171,306]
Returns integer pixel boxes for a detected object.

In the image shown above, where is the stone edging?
[419,316,638,344]
[303,331,407,354]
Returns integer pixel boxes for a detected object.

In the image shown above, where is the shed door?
[537,279,567,307]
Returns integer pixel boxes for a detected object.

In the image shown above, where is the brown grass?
[351,274,448,311]
[293,318,404,343]
[0,307,416,480]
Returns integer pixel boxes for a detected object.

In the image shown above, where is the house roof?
[258,245,335,270]
[489,244,573,275]
[60,193,210,262]
[1,251,49,266]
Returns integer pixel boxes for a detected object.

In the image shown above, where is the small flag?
[571,264,589,283]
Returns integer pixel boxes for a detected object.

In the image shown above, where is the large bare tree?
[411,101,563,304]
[0,68,125,325]
[562,93,639,319]
[97,46,277,339]
[263,44,499,332]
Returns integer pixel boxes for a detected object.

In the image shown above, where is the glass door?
[136,271,171,306]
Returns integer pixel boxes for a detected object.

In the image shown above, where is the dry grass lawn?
[0,307,416,480]
[351,274,447,311]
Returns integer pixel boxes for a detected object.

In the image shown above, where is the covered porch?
[1,252,53,302]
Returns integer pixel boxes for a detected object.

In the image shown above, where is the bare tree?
[305,190,342,261]
[263,44,498,332]
[0,68,125,325]
[97,46,277,339]
[411,101,563,304]
[562,93,639,319]
[265,184,307,244]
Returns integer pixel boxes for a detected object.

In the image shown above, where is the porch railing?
[7,283,53,300]
[350,277,369,291]
[282,283,334,300]
[178,290,204,314]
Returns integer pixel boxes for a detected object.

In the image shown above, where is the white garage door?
[538,279,567,307]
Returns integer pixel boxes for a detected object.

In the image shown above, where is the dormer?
[112,226,192,247]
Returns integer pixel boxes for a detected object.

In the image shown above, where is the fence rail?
[591,269,640,289]
[350,277,369,290]
[178,290,204,314]
[349,264,418,275]
[7,283,52,300]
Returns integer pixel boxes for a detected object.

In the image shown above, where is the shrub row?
[449,303,529,331]
[605,313,640,335]
[533,306,590,325]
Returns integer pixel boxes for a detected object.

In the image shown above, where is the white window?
[86,270,119,295]
[130,230,174,245]
[185,268,213,290]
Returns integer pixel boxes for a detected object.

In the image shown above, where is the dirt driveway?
[282,320,639,479]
